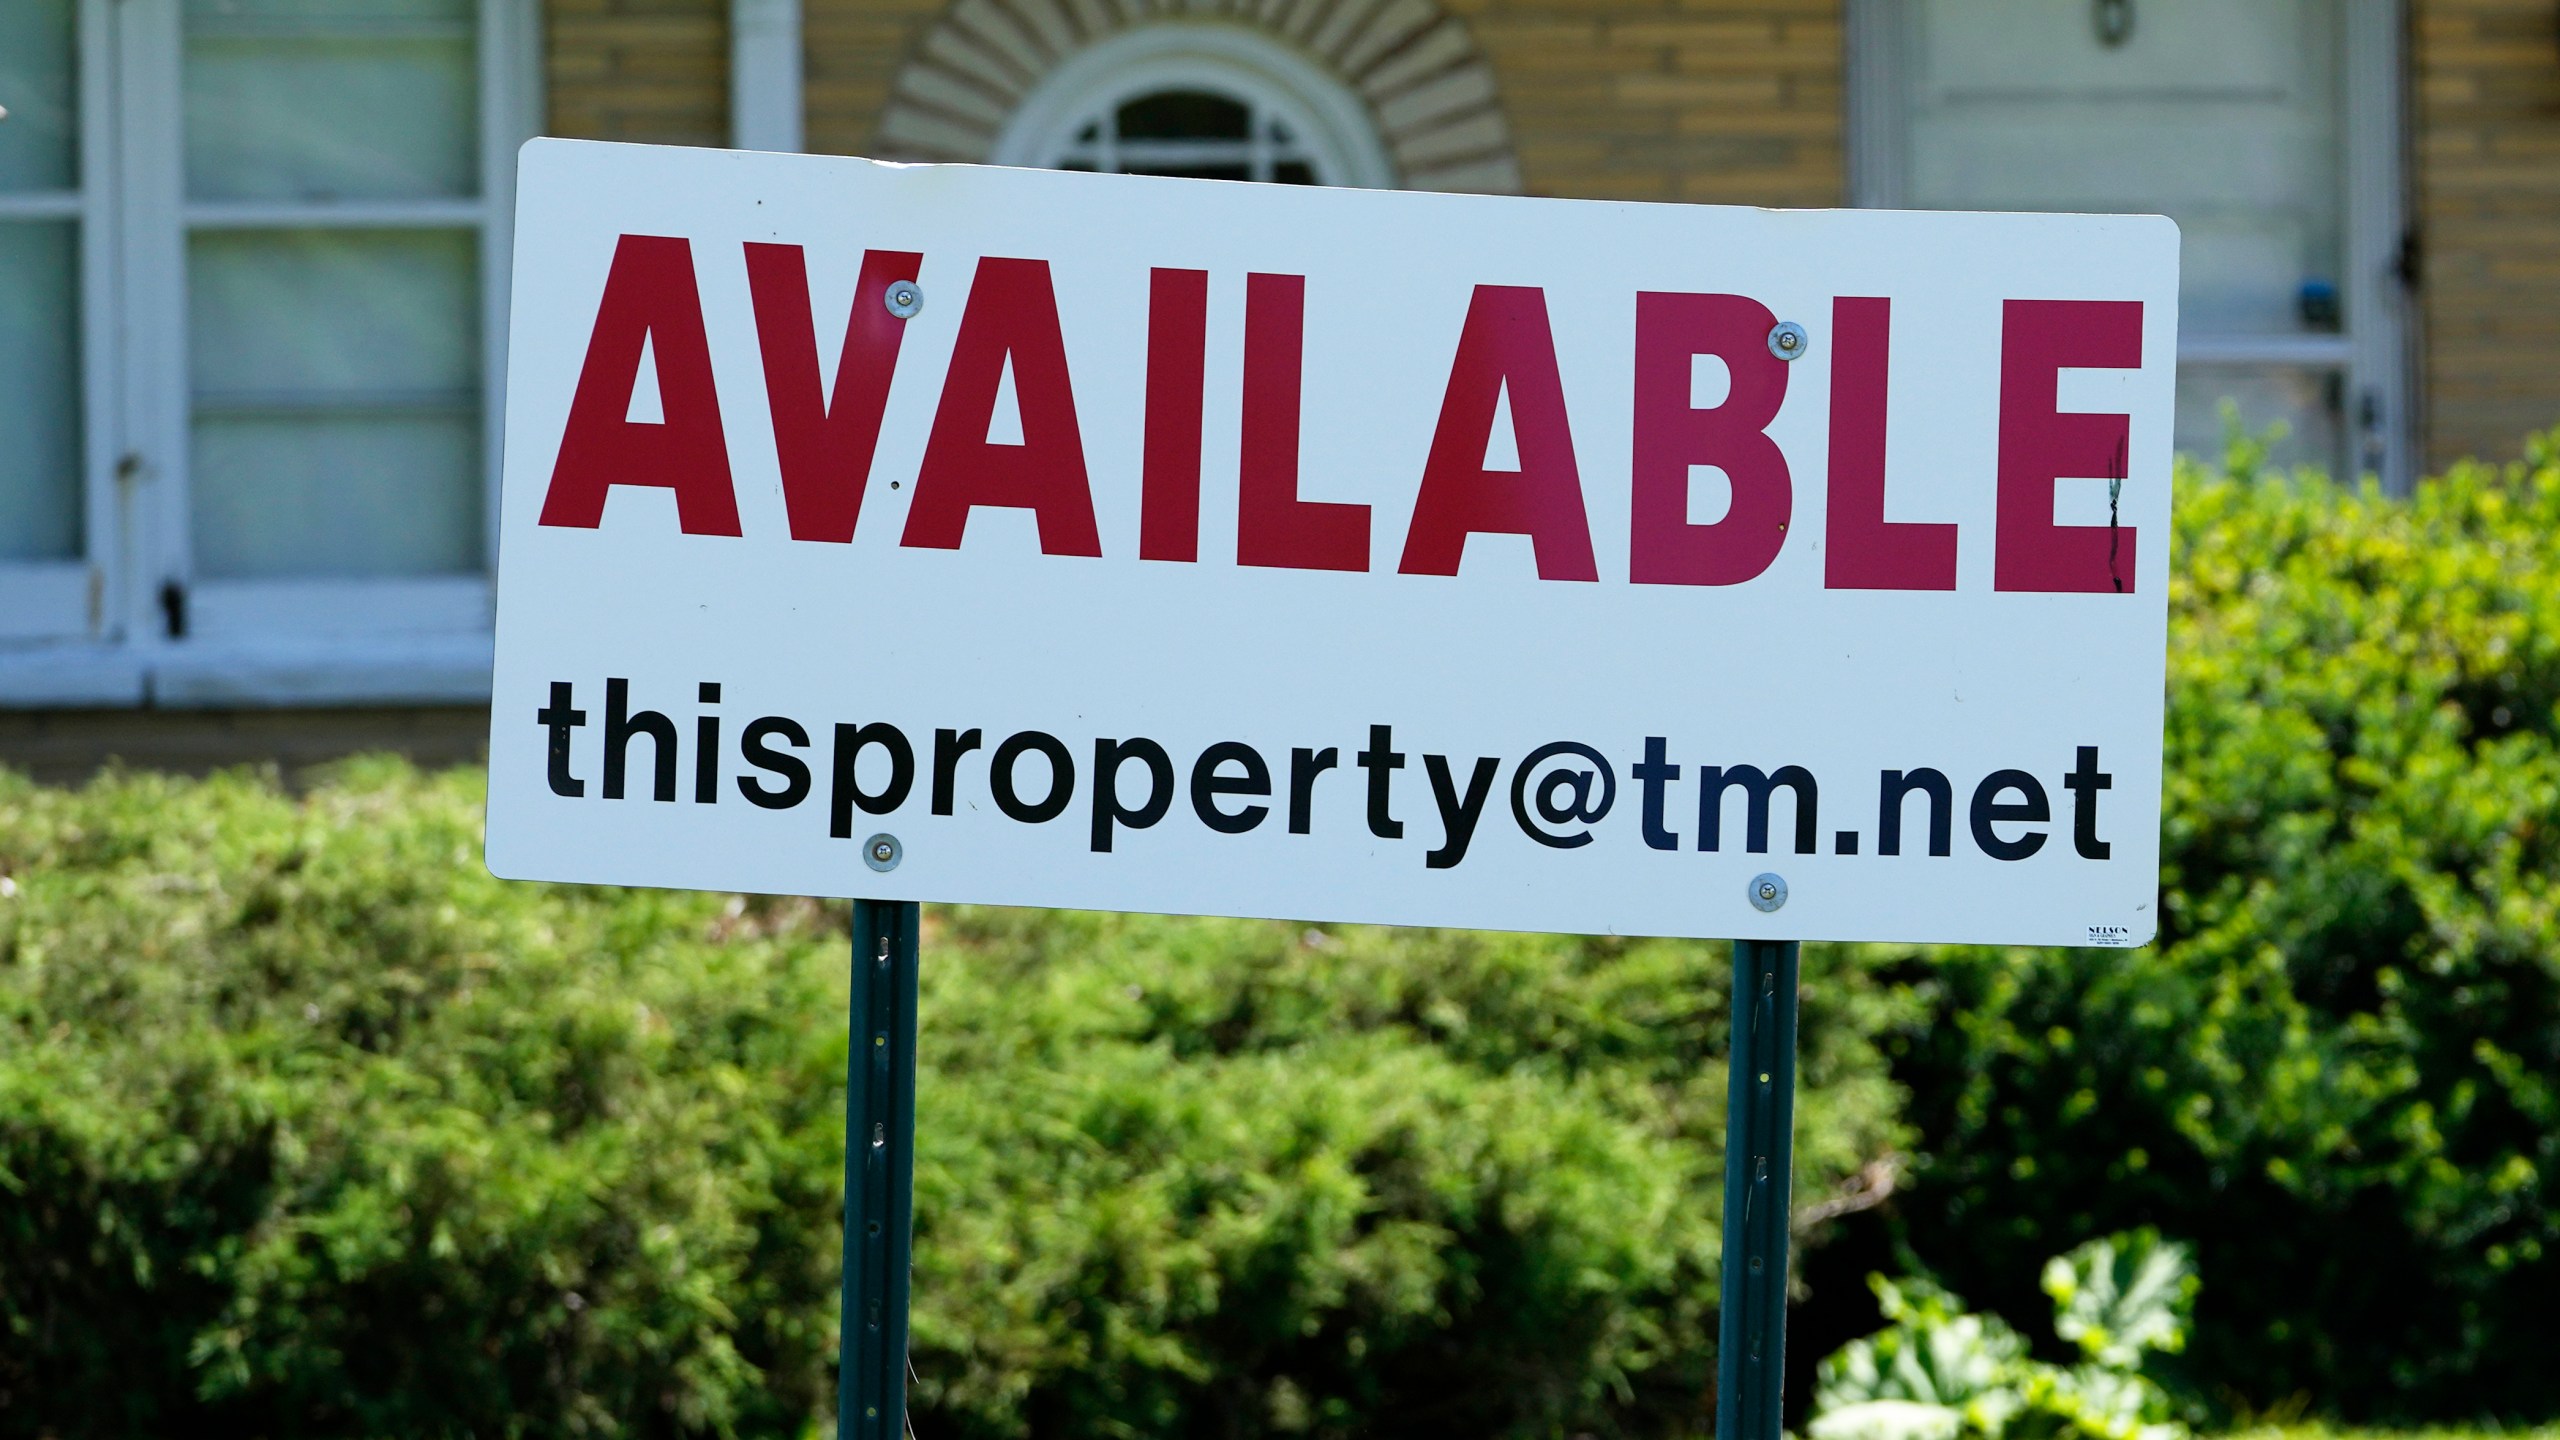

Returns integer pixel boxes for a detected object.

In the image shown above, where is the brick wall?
[2414,0,2560,469]
[1450,0,1840,204]
[800,0,1841,205]
[806,0,943,160]
[548,0,731,146]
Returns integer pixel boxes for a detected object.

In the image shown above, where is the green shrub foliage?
[1876,440,2560,1420]
[905,908,1910,1438]
[0,763,1914,1437]
[0,763,847,1435]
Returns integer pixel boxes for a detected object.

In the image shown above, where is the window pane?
[189,228,481,578]
[2176,366,2345,478]
[0,0,78,192]
[1130,163,1251,182]
[193,413,479,577]
[184,0,477,201]
[1116,91,1249,141]
[0,222,83,563]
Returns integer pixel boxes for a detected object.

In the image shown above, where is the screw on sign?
[1749,872,1788,912]
[484,141,2176,1440]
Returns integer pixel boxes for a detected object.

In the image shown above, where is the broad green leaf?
[2043,1229,2198,1367]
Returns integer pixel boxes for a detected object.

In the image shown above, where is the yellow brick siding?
[1453,0,1841,204]
[798,0,1841,204]
[547,0,731,146]
[807,0,947,160]
[2413,0,2560,468]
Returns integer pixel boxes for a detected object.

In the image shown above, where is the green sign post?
[834,919,1804,1439]
[838,899,922,1440]
[1717,938,1802,1440]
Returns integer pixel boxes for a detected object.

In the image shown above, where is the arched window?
[989,27,1397,189]
[1047,89,1320,185]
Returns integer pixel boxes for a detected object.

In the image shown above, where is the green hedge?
[0,764,846,1435]
[1874,437,2560,1420]
[0,763,1913,1436]
[6,434,2559,1432]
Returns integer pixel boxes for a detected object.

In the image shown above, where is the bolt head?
[1748,871,1789,912]
[884,281,924,319]
[862,832,903,872]
[1767,321,1809,362]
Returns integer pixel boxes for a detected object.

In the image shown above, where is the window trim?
[730,0,803,152]
[988,25,1398,190]
[1844,0,2415,493]
[0,0,118,653]
[0,0,540,709]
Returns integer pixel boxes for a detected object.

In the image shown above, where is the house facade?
[1,0,2555,767]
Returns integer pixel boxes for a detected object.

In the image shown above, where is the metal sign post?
[1716,937,1801,1440]
[832,918,1803,1438]
[840,898,921,1439]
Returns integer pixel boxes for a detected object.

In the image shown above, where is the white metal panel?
[485,142,2179,946]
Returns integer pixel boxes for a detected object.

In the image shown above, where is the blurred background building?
[1,0,2554,772]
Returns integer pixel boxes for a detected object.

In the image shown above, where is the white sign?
[486,138,2177,947]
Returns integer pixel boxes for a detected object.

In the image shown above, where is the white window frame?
[730,0,803,152]
[990,25,1397,190]
[0,0,122,701]
[1845,0,2415,493]
[0,0,541,708]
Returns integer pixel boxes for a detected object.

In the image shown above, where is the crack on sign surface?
[2107,433,2126,593]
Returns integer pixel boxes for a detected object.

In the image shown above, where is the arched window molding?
[877,0,1519,194]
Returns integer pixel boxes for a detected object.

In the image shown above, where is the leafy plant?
[1812,1231,2197,1440]
[2045,1229,2197,1372]
[1873,435,2560,1420]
